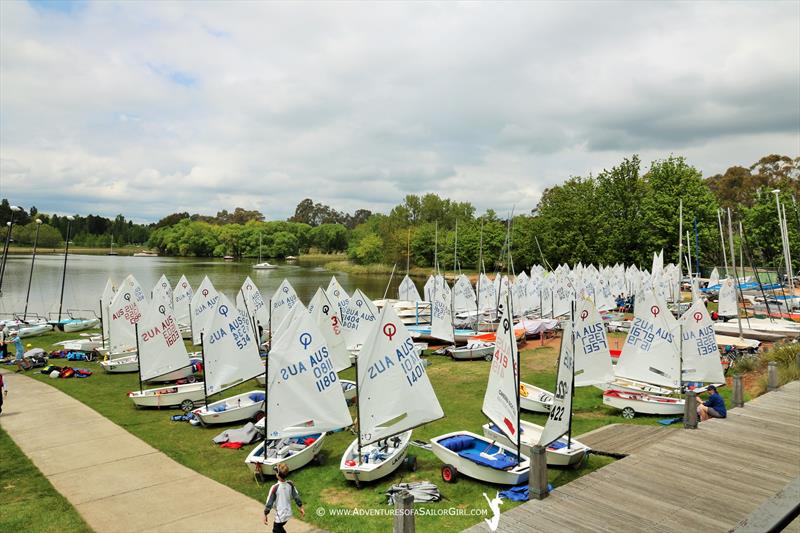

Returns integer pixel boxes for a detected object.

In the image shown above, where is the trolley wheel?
[180,399,195,412]
[354,478,362,489]
[441,464,458,483]
[252,410,265,423]
[622,407,635,419]
[187,375,196,383]
[405,455,418,472]
[312,452,325,466]
[484,353,493,362]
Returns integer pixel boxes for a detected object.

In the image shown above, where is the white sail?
[326,276,349,310]
[482,290,519,443]
[266,304,353,439]
[237,277,270,338]
[173,275,193,326]
[108,274,147,350]
[574,299,614,387]
[357,305,443,446]
[137,302,191,382]
[552,277,574,318]
[680,301,725,383]
[270,279,300,331]
[708,268,720,289]
[190,276,220,345]
[340,288,379,348]
[430,277,454,344]
[614,289,680,388]
[100,278,116,343]
[538,317,574,447]
[717,278,738,317]
[423,275,435,302]
[452,274,477,314]
[398,275,421,302]
[477,272,497,313]
[203,293,264,395]
[309,288,352,372]
[152,274,173,311]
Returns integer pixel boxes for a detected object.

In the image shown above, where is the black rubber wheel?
[406,455,418,472]
[312,452,325,466]
[354,478,362,489]
[187,375,196,383]
[484,353,493,362]
[253,410,265,423]
[180,399,195,412]
[441,464,458,483]
[622,407,635,419]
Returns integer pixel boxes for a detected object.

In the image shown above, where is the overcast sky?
[1,1,798,223]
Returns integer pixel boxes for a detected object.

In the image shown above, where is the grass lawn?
[6,328,743,533]
[0,426,91,533]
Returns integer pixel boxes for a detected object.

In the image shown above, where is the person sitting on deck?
[697,385,727,421]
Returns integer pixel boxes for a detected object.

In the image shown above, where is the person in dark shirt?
[697,385,727,421]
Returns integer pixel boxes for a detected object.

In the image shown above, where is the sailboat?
[340,304,443,486]
[192,294,266,425]
[253,233,276,269]
[127,302,204,411]
[245,302,352,476]
[236,276,270,342]
[487,300,591,467]
[99,278,116,349]
[430,287,531,485]
[172,275,193,339]
[101,274,146,372]
[308,288,357,402]
[339,288,379,354]
[190,276,220,345]
[603,289,685,417]
[152,274,173,312]
[270,279,300,332]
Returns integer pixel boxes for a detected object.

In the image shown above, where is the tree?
[270,231,299,258]
[349,232,383,264]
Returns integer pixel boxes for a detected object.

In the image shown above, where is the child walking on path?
[263,463,305,533]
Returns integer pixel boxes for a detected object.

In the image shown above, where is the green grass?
[10,330,704,533]
[0,426,91,533]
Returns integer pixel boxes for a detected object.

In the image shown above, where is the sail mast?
[23,219,42,321]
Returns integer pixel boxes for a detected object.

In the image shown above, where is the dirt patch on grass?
[320,487,362,508]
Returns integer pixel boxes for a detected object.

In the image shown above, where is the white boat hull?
[596,378,675,396]
[100,355,139,373]
[193,391,265,425]
[603,389,684,416]
[245,433,326,476]
[340,430,412,483]
[448,344,494,361]
[17,324,53,338]
[340,379,357,402]
[430,430,530,485]
[482,422,589,467]
[519,382,553,413]
[128,382,206,409]
[63,318,101,332]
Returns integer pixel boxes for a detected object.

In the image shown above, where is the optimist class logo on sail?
[366,324,426,388]
[278,331,338,393]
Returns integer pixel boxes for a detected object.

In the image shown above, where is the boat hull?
[193,391,265,426]
[519,382,553,413]
[128,382,206,409]
[448,344,494,361]
[245,433,326,475]
[63,319,101,332]
[603,389,684,416]
[482,421,589,467]
[101,355,139,373]
[340,430,411,483]
[430,430,530,485]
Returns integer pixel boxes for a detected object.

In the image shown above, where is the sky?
[1,1,798,223]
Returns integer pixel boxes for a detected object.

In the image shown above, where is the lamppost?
[57,216,75,323]
[0,205,23,296]
[23,219,43,321]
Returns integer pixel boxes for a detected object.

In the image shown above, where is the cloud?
[1,1,798,222]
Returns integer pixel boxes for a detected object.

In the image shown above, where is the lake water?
[0,254,409,318]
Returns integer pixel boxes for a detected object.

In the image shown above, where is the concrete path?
[0,370,321,533]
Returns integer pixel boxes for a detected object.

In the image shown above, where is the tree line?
[2,153,797,272]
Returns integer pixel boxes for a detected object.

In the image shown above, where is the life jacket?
[59,367,75,378]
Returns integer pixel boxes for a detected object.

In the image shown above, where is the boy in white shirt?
[263,462,305,532]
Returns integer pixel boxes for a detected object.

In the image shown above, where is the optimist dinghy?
[101,354,139,373]
[447,341,494,361]
[245,303,352,477]
[603,389,683,418]
[107,274,147,354]
[519,382,553,413]
[431,285,530,484]
[482,420,588,468]
[340,305,444,486]
[191,294,268,426]
[128,303,201,410]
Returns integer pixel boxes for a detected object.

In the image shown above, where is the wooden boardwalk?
[577,423,679,457]
[464,381,800,532]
